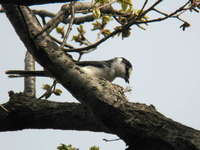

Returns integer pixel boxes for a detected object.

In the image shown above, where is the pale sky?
[0,1,200,150]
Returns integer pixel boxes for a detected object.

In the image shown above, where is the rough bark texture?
[2,4,200,150]
[1,93,200,150]
[0,93,109,132]
[0,0,74,6]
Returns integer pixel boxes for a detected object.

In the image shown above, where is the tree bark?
[0,0,74,6]
[2,4,200,150]
[24,51,36,97]
[0,93,109,133]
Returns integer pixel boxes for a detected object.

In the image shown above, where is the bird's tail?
[5,70,51,78]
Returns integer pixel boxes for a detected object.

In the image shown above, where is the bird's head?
[111,57,133,83]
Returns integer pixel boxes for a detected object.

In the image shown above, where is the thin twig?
[34,9,75,49]
[0,104,9,112]
[141,0,163,17]
[52,80,57,91]
[38,80,57,99]
[50,35,74,48]
[33,9,55,18]
[60,1,75,49]
[33,9,123,25]
[34,10,75,47]
[63,29,119,52]
[34,9,69,38]
[135,0,191,25]
[97,0,117,9]
[153,8,187,23]
[139,0,148,16]
[75,0,116,14]
[126,0,163,29]
[103,138,120,142]
[153,8,168,16]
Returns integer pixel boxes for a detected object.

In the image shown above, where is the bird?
[6,57,133,83]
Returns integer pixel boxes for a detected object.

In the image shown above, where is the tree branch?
[0,93,109,132]
[33,9,95,25]
[135,0,191,25]
[0,0,74,6]
[34,2,94,38]
[60,1,75,49]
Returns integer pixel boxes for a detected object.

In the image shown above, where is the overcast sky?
[0,1,200,150]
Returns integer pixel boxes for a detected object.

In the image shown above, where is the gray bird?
[6,57,133,83]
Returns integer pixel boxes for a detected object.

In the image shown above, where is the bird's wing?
[76,60,111,68]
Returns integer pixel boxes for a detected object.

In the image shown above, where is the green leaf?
[57,144,78,150]
[102,15,111,25]
[54,89,62,96]
[56,26,65,38]
[92,21,103,30]
[77,25,86,34]
[93,8,101,18]
[42,84,51,90]
[90,146,100,150]
[122,28,131,39]
[117,0,133,12]
[101,29,111,37]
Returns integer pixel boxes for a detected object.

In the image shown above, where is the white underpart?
[80,66,116,81]
[111,58,126,78]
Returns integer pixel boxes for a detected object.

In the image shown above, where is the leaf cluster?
[57,144,100,150]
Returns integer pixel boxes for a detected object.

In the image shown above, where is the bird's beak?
[125,68,132,83]
[125,77,129,83]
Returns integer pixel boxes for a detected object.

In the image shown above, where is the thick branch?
[0,0,74,6]
[33,9,95,25]
[0,93,109,132]
[33,3,123,25]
